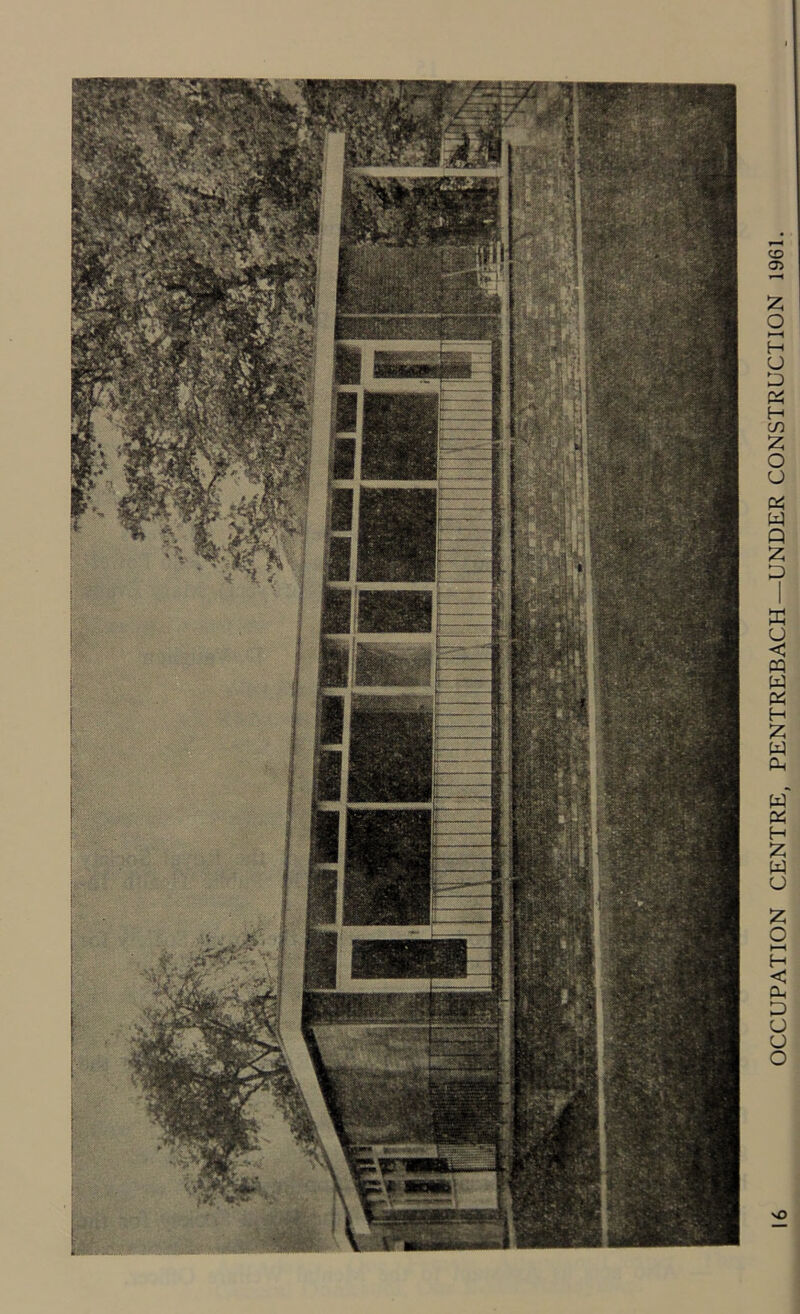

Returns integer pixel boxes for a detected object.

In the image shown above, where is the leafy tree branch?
[72,78,447,581]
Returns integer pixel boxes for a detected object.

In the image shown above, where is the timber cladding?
[302,989,498,1026]
[311,1023,500,1146]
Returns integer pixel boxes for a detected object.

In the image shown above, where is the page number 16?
[771,1210,788,1228]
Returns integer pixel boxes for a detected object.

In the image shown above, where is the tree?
[72,78,445,581]
[128,927,321,1206]
[72,79,319,582]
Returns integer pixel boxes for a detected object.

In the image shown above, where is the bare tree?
[129,927,321,1205]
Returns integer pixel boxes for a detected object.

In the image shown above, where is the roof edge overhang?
[275,132,370,1237]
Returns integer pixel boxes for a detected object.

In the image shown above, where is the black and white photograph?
[70,78,742,1254]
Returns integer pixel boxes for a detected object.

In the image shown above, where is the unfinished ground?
[508,82,739,1248]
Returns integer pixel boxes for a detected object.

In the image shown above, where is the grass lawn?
[578,82,739,1247]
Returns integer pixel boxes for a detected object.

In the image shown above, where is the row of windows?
[306,345,462,990]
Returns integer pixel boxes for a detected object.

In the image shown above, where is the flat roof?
[275,131,369,1237]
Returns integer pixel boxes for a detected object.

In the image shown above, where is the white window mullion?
[334,380,362,973]
[358,479,438,490]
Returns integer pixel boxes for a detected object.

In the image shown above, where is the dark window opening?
[351,938,468,979]
[308,867,338,924]
[317,751,342,801]
[378,1156,448,1175]
[319,695,344,744]
[357,489,437,582]
[348,694,432,801]
[336,390,358,431]
[323,589,351,634]
[306,930,338,990]
[335,345,361,385]
[320,638,349,688]
[344,808,431,926]
[314,810,339,864]
[355,641,431,688]
[327,537,351,582]
[333,438,356,480]
[373,350,471,380]
[330,488,353,531]
[358,590,432,634]
[361,392,438,480]
[403,1158,448,1174]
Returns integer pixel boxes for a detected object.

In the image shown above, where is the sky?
[71,422,338,1253]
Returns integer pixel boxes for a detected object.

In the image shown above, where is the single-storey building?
[278,131,514,1251]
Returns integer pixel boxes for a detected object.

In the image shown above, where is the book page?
[1,1,797,1310]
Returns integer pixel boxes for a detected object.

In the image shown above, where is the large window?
[305,931,338,990]
[361,392,438,479]
[358,590,432,633]
[323,589,351,634]
[357,489,437,582]
[348,694,433,802]
[351,938,467,979]
[355,641,432,688]
[319,695,344,744]
[344,809,432,926]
